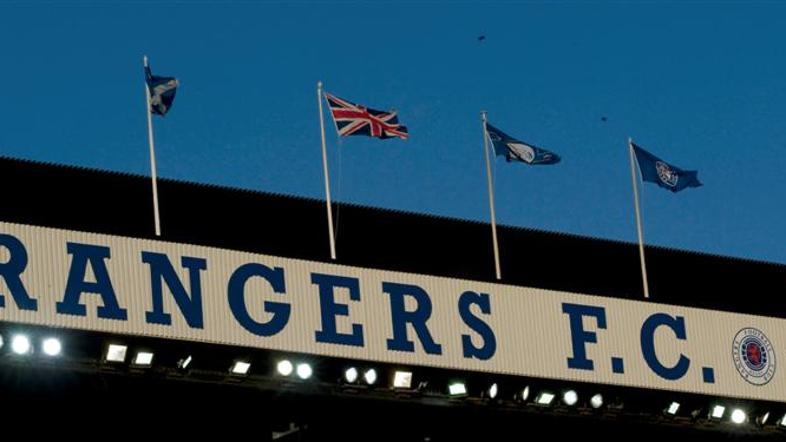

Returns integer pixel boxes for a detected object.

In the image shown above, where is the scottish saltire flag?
[631,142,702,192]
[145,64,178,116]
[486,123,560,165]
[324,93,408,140]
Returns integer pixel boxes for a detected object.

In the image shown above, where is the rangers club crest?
[655,161,679,187]
[732,328,776,386]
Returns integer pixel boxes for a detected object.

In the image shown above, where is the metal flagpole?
[144,55,162,237]
[481,111,502,280]
[317,81,337,260]
[628,138,650,299]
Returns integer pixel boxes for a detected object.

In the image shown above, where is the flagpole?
[317,81,337,260]
[144,55,162,237]
[628,138,650,299]
[481,111,502,280]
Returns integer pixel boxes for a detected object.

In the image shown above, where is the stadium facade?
[0,157,783,440]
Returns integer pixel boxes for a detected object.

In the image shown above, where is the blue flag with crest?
[485,123,560,165]
[631,142,701,192]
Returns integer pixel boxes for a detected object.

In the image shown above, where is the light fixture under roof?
[105,344,128,363]
[393,371,413,389]
[231,361,251,375]
[562,390,578,406]
[487,383,498,400]
[42,337,62,357]
[590,393,603,409]
[277,360,294,376]
[711,405,726,419]
[448,382,467,397]
[177,355,193,370]
[363,368,377,385]
[11,334,31,355]
[134,351,154,366]
[535,391,555,406]
[296,363,312,380]
[518,386,531,402]
[666,402,680,415]
[344,367,359,383]
[730,409,746,425]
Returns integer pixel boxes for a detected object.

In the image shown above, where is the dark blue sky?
[1,1,785,264]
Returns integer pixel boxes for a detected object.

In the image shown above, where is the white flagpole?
[481,111,502,280]
[317,81,337,260]
[628,138,650,299]
[144,55,162,237]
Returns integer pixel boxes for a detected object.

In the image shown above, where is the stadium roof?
[1,156,783,319]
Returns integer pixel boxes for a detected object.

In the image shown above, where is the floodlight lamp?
[42,338,62,357]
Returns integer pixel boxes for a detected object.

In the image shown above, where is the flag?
[485,123,560,165]
[631,142,701,192]
[324,93,408,140]
[145,64,178,116]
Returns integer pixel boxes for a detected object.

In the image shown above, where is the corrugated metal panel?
[0,221,783,403]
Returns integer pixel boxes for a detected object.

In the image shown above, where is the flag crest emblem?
[655,161,679,187]
[631,142,701,192]
[485,123,560,165]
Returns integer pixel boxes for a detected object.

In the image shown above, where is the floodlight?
[177,355,193,370]
[42,338,62,357]
[730,409,746,425]
[518,386,531,402]
[363,368,377,385]
[134,351,154,366]
[277,360,293,376]
[231,361,251,375]
[487,383,498,400]
[562,390,578,406]
[11,335,31,355]
[105,344,128,363]
[296,363,312,380]
[393,371,413,388]
[535,391,555,406]
[344,367,359,383]
[448,382,467,396]
[711,405,726,419]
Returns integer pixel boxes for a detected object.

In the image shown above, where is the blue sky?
[1,1,785,264]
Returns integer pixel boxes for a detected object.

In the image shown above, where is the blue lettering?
[227,263,289,337]
[312,273,364,347]
[56,243,127,320]
[458,291,496,360]
[383,282,442,355]
[0,234,37,310]
[143,252,207,329]
[562,303,607,371]
[640,313,691,380]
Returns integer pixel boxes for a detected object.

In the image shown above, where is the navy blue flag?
[145,64,178,116]
[485,123,560,165]
[631,142,702,192]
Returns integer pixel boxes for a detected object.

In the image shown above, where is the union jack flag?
[324,93,408,140]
